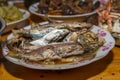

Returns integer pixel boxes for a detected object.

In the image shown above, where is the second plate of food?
[29,0,100,18]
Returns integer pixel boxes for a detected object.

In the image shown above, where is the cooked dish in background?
[6,22,105,65]
[0,6,23,23]
[111,0,120,13]
[38,0,100,15]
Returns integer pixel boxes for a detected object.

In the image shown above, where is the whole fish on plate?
[6,21,105,65]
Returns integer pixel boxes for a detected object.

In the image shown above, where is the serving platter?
[2,22,115,70]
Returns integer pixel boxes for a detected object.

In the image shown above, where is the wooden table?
[1,3,120,80]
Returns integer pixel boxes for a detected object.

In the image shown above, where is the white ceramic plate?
[29,2,98,18]
[6,8,30,26]
[2,24,115,70]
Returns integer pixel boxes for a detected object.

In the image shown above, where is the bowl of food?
[110,12,120,46]
[0,6,30,33]
[29,0,100,21]
[2,21,115,70]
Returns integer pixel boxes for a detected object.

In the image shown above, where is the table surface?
[0,3,120,80]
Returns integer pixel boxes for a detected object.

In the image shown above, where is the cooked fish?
[47,22,92,31]
[63,32,79,42]
[30,29,69,46]
[16,43,84,61]
[63,28,88,42]
[77,31,105,53]
[12,27,55,39]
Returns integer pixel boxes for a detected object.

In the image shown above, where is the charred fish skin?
[7,35,41,54]
[39,21,92,31]
[16,43,84,62]
[54,44,84,57]
[30,29,69,46]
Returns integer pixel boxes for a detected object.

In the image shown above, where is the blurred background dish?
[1,8,30,33]
[111,0,120,13]
[0,1,30,33]
[24,0,39,8]
[29,0,100,21]
[0,6,23,23]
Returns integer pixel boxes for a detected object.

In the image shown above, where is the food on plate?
[0,6,23,23]
[97,0,120,38]
[97,0,112,31]
[38,0,100,15]
[97,0,120,35]
[6,22,105,65]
